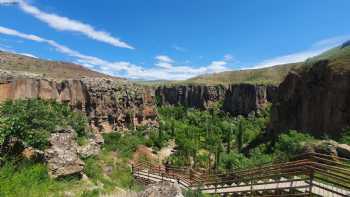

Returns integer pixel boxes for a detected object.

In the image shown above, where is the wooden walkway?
[132,153,350,196]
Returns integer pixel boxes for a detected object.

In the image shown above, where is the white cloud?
[224,54,234,61]
[207,61,229,73]
[0,44,38,58]
[0,26,233,80]
[249,35,350,69]
[0,0,17,5]
[155,55,173,63]
[18,52,38,58]
[0,0,134,49]
[155,62,173,69]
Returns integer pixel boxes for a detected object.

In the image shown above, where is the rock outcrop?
[302,140,350,159]
[156,84,277,116]
[138,182,183,197]
[155,85,226,109]
[44,128,85,178]
[222,84,276,116]
[271,60,350,138]
[78,132,104,158]
[0,78,158,132]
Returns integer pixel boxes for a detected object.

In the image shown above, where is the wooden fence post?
[308,169,314,197]
[250,173,253,197]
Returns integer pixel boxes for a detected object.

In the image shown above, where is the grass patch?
[0,160,80,197]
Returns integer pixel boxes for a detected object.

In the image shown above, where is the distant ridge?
[0,51,124,80]
[185,42,350,85]
[341,40,350,48]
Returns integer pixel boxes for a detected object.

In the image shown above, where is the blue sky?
[0,0,349,80]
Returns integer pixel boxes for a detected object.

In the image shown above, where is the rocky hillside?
[271,43,350,138]
[0,51,123,80]
[156,84,277,116]
[185,62,302,85]
[0,78,157,132]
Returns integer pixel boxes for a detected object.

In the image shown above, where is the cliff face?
[0,78,157,132]
[222,84,276,116]
[271,60,350,138]
[156,84,277,115]
[155,85,226,109]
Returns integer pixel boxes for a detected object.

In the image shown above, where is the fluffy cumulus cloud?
[0,0,134,49]
[0,26,233,80]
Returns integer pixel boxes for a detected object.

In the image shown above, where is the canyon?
[1,45,350,138]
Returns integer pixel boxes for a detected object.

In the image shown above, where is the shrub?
[339,127,350,145]
[102,132,146,157]
[0,99,88,150]
[274,130,314,160]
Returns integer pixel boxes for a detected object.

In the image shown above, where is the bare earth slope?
[0,51,123,80]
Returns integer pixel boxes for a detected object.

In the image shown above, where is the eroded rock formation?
[271,60,350,138]
[44,128,84,178]
[155,85,226,109]
[0,78,158,132]
[156,84,277,116]
[222,84,276,116]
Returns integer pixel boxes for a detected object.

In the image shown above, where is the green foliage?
[84,157,103,181]
[102,132,146,157]
[0,160,77,197]
[157,106,271,171]
[0,99,88,150]
[274,130,314,160]
[184,189,210,197]
[339,128,350,145]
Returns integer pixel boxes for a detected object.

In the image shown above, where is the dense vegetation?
[0,99,89,151]
[0,99,347,196]
[0,99,145,197]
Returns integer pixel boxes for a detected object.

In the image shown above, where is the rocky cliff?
[223,84,276,116]
[156,84,277,116]
[155,85,226,109]
[271,60,350,138]
[0,78,157,132]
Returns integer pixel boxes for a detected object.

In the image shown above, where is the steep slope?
[271,42,350,138]
[185,63,302,85]
[0,51,123,80]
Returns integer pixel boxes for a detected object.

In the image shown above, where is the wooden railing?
[132,153,350,196]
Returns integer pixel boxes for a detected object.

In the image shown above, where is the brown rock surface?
[0,78,158,132]
[155,85,226,109]
[223,84,276,116]
[271,60,350,137]
[44,128,84,178]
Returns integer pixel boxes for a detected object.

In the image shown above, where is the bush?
[339,128,350,145]
[0,99,88,150]
[274,130,314,160]
[102,132,146,157]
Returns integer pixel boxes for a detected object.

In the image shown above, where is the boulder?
[44,128,84,179]
[138,181,183,197]
[78,133,104,158]
[302,140,350,159]
[336,143,350,158]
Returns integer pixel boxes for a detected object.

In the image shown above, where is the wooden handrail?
[133,153,350,195]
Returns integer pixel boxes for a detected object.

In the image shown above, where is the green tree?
[0,99,88,150]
